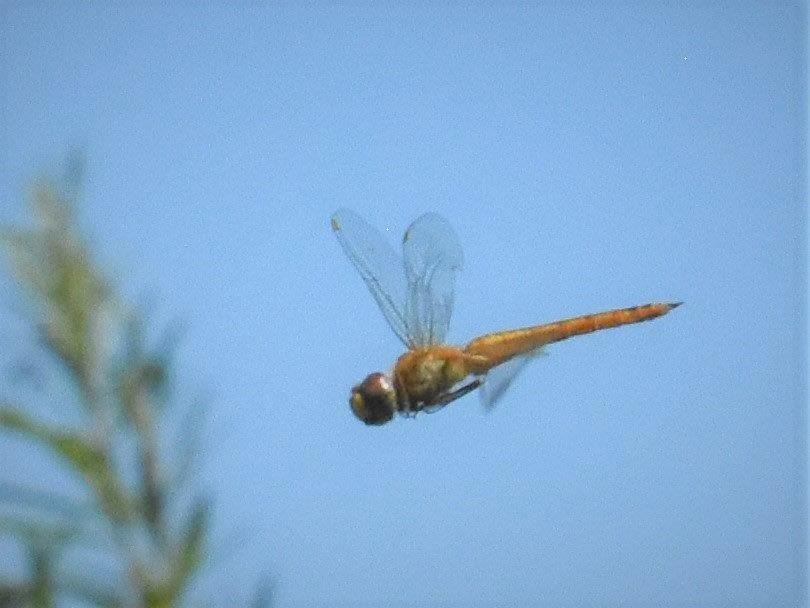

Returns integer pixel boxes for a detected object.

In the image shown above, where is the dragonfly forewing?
[402,212,464,346]
[331,209,411,346]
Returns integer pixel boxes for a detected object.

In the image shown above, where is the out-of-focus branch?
[0,174,213,607]
[1,183,113,411]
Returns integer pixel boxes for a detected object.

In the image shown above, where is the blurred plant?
[0,171,245,607]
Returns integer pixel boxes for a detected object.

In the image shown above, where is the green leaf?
[0,580,30,607]
[117,314,175,420]
[29,544,55,608]
[174,499,208,589]
[30,181,72,234]
[0,405,130,522]
[0,514,79,547]
[158,499,209,606]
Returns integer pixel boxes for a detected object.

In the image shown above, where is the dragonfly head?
[350,372,396,425]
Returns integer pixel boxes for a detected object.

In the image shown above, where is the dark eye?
[364,394,392,425]
[350,374,395,425]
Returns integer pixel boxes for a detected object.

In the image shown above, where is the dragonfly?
[331,208,680,426]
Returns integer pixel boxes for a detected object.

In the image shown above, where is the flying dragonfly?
[331,209,680,426]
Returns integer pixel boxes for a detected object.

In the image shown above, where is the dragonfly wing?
[479,349,546,410]
[331,208,410,347]
[401,212,464,346]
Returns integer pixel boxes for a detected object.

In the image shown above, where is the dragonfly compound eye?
[350,373,396,425]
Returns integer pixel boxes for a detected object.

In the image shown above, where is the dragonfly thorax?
[350,372,397,426]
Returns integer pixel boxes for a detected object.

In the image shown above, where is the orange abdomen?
[463,302,680,374]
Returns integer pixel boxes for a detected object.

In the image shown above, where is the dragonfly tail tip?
[669,301,684,309]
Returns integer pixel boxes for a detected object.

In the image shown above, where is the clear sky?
[0,3,806,607]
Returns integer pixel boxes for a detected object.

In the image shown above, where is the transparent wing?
[479,349,546,410]
[331,208,410,347]
[402,213,464,346]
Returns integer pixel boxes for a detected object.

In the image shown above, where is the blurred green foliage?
[0,172,264,607]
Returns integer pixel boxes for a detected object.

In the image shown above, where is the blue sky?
[0,3,806,607]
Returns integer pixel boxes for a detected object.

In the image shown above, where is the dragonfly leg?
[433,378,483,406]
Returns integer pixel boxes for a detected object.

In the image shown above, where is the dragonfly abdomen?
[464,302,681,373]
